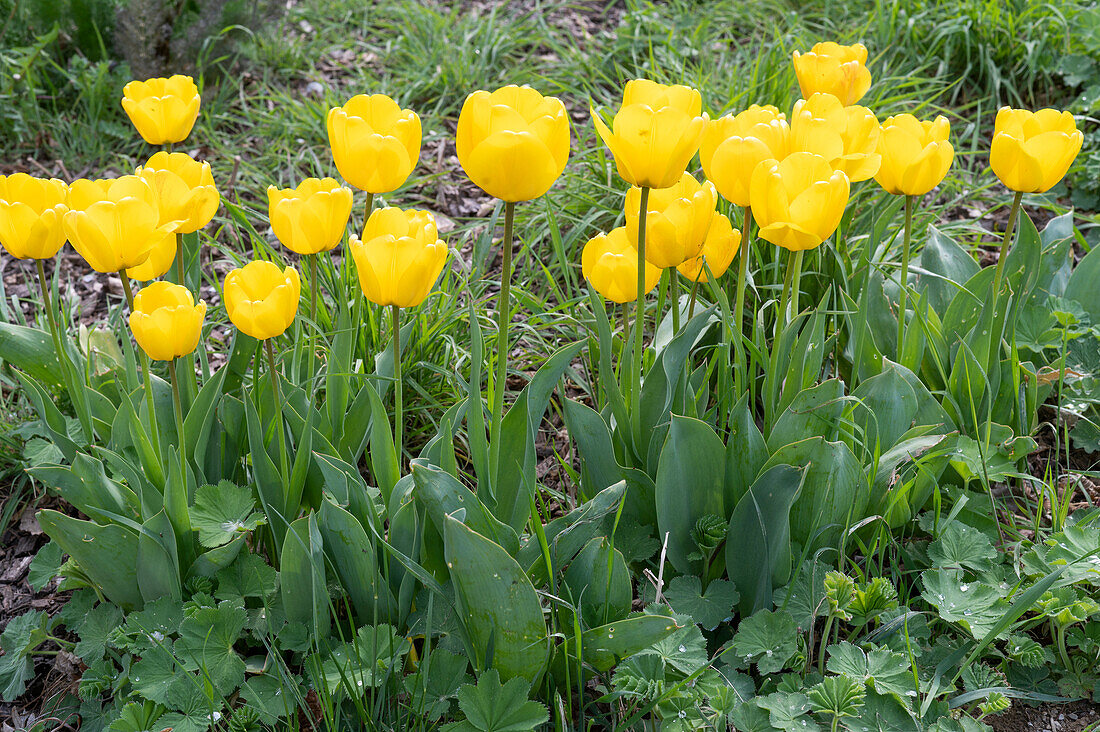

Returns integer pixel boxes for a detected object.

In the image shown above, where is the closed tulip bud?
[137,151,219,233]
[456,85,570,202]
[582,227,662,304]
[625,173,717,269]
[64,176,180,273]
[223,261,301,340]
[327,94,421,194]
[592,79,707,189]
[700,106,789,207]
[875,114,954,196]
[791,93,881,182]
[750,152,850,251]
[349,207,448,308]
[677,213,741,283]
[128,281,206,361]
[267,178,353,255]
[792,42,872,107]
[990,107,1083,193]
[126,232,176,282]
[0,174,68,260]
[121,75,201,145]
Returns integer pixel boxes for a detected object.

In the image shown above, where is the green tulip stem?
[632,186,651,426]
[264,338,290,482]
[490,200,516,474]
[364,192,375,228]
[391,304,403,467]
[688,270,702,321]
[35,259,63,366]
[991,190,1024,304]
[174,232,184,286]
[308,253,319,375]
[732,206,752,392]
[168,359,187,490]
[896,194,916,363]
[778,250,796,333]
[670,268,680,334]
[120,270,162,458]
[790,249,805,324]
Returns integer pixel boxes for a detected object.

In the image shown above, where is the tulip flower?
[121,75,201,145]
[625,173,718,270]
[128,281,206,362]
[751,152,850,326]
[268,178,353,256]
[137,152,219,233]
[456,85,570,202]
[328,94,422,197]
[126,231,177,282]
[0,174,69,261]
[582,227,662,304]
[875,114,954,361]
[591,79,707,190]
[676,213,740,284]
[989,107,1083,302]
[875,114,954,196]
[223,260,301,341]
[349,206,448,465]
[990,107,1082,194]
[64,176,180,280]
[700,105,790,209]
[790,93,881,182]
[792,42,872,107]
[349,207,448,309]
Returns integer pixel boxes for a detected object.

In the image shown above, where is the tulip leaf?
[183,362,226,474]
[37,509,144,611]
[280,512,330,640]
[573,613,683,673]
[561,537,632,627]
[519,481,627,582]
[767,437,868,554]
[917,226,980,315]
[777,297,828,416]
[244,386,287,546]
[491,341,584,532]
[1066,238,1100,324]
[655,414,726,575]
[29,452,139,521]
[726,464,805,615]
[412,460,519,556]
[563,398,622,500]
[767,379,847,452]
[14,371,79,462]
[443,514,548,683]
[135,509,181,604]
[725,393,768,508]
[317,498,397,625]
[363,379,399,507]
[1003,211,1044,300]
[852,365,919,454]
[0,322,64,385]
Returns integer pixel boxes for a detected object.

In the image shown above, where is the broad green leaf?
[729,608,798,675]
[637,611,708,676]
[561,537,632,627]
[921,570,1009,639]
[445,669,548,732]
[663,576,739,631]
[37,509,143,611]
[30,453,139,520]
[0,611,49,701]
[767,379,846,452]
[27,541,62,591]
[214,552,277,604]
[0,322,64,384]
[316,624,410,693]
[852,365,918,454]
[129,642,205,711]
[655,414,726,575]
[759,691,820,732]
[280,513,330,640]
[135,510,181,604]
[575,614,682,673]
[183,364,226,474]
[826,642,916,703]
[403,648,472,722]
[725,393,768,507]
[562,398,622,498]
[917,226,980,314]
[1066,236,1100,323]
[928,522,998,573]
[191,481,265,548]
[443,515,548,683]
[317,498,397,624]
[412,460,519,556]
[726,464,805,615]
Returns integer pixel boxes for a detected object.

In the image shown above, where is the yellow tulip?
[327,94,421,194]
[582,227,662,304]
[591,79,707,189]
[223,261,300,340]
[64,176,180,273]
[677,213,741,283]
[136,151,219,233]
[126,232,176,282]
[791,93,880,182]
[349,207,448,308]
[267,178,354,255]
[792,42,872,107]
[875,114,954,196]
[624,173,717,269]
[0,173,68,260]
[700,106,789,207]
[750,152,850,251]
[990,107,1083,193]
[121,75,201,145]
[128,281,206,361]
[456,85,570,202]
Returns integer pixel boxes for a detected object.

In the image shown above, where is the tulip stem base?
[778,250,796,334]
[392,305,403,468]
[670,269,680,334]
[631,187,651,430]
[35,260,61,354]
[732,206,752,394]
[897,195,915,362]
[175,232,184,287]
[169,359,187,489]
[490,201,516,482]
[991,190,1024,303]
[790,249,805,324]
[688,273,701,321]
[121,270,162,457]
[309,253,319,377]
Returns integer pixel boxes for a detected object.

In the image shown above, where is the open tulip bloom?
[792,42,872,107]
[790,93,881,182]
[582,227,662,305]
[137,151,220,285]
[328,94,422,197]
[121,75,201,146]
